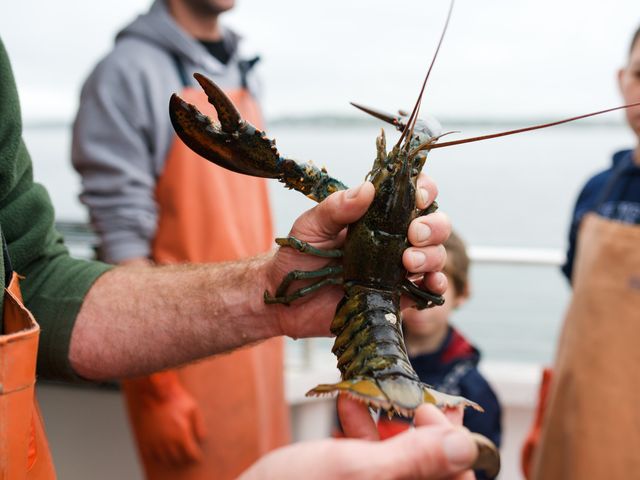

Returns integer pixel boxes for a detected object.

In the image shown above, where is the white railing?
[469,246,564,266]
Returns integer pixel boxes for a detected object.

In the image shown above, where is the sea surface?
[24,120,635,366]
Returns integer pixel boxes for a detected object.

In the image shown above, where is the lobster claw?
[170,72,348,202]
[169,73,281,179]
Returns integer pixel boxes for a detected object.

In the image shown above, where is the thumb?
[290,182,375,240]
[337,394,379,440]
[383,426,478,479]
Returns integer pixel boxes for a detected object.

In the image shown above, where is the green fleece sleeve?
[0,38,113,381]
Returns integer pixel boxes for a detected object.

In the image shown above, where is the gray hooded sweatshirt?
[72,0,261,264]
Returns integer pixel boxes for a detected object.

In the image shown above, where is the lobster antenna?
[426,102,640,150]
[396,0,455,150]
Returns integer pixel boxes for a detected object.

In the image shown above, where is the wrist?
[251,253,287,338]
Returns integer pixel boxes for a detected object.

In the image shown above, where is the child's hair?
[444,230,470,297]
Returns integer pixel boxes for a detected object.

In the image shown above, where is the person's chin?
[404,322,434,335]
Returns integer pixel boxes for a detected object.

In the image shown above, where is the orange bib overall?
[122,87,289,480]
[532,214,640,479]
[0,273,56,479]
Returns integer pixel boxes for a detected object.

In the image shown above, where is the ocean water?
[23,120,635,365]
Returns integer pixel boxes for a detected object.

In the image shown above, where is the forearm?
[68,178,451,381]
[69,255,281,381]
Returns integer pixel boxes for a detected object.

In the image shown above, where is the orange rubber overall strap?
[0,273,56,479]
[123,86,288,480]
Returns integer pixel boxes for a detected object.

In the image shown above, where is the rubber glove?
[123,370,207,465]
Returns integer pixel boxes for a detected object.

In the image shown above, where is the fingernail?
[436,272,446,289]
[346,184,363,199]
[418,188,429,208]
[443,429,476,468]
[415,223,431,243]
[408,250,426,267]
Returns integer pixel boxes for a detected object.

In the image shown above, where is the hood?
[440,327,480,366]
[409,326,480,374]
[115,0,242,75]
[611,149,639,173]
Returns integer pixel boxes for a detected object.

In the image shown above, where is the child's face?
[619,39,640,139]
[401,276,463,338]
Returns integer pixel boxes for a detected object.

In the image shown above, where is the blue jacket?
[408,327,502,449]
[562,150,640,282]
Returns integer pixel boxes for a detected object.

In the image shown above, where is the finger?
[413,403,451,428]
[289,182,375,241]
[169,444,187,466]
[337,394,380,441]
[149,443,168,464]
[421,271,448,296]
[453,471,477,480]
[158,443,181,465]
[180,430,204,464]
[443,406,465,426]
[192,408,208,443]
[380,425,478,479]
[403,244,447,274]
[407,211,451,248]
[415,173,438,210]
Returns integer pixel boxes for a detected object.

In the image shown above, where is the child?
[377,230,502,478]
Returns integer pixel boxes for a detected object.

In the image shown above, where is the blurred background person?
[530,25,640,480]
[71,1,289,479]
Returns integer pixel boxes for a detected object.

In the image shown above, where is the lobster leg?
[271,264,343,298]
[169,73,348,202]
[275,237,343,258]
[418,200,439,216]
[265,235,345,304]
[264,274,344,305]
[400,279,445,309]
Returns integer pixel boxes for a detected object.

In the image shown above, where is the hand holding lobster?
[240,402,479,480]
[265,175,450,341]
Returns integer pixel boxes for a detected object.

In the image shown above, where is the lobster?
[169,74,502,476]
[168,70,477,405]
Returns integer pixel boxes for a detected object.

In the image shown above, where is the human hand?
[336,393,465,441]
[239,400,477,480]
[123,374,207,465]
[267,173,451,340]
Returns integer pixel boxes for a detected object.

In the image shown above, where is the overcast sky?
[2,0,638,123]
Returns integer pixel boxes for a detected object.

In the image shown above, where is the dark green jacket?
[0,38,111,381]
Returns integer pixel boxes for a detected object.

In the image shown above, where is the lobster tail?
[307,285,481,416]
